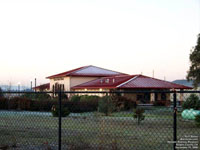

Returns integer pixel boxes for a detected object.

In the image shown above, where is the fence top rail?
[1,90,200,94]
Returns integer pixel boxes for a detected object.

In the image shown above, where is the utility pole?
[35,78,36,92]
[18,82,20,96]
[31,80,32,91]
[153,70,154,78]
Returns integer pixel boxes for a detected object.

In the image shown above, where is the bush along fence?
[0,90,200,150]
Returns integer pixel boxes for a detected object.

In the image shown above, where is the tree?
[182,94,200,110]
[133,108,145,125]
[195,114,200,128]
[187,34,200,88]
[98,96,115,116]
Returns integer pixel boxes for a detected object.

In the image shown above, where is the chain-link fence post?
[173,90,177,150]
[58,85,62,150]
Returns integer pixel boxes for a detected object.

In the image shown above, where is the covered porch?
[113,89,171,106]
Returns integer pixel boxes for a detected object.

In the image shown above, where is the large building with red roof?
[46,65,192,104]
[46,65,127,94]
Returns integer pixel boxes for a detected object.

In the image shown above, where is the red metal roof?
[46,66,86,79]
[46,65,127,79]
[72,75,192,90]
[119,75,192,89]
[72,75,136,89]
[33,83,50,90]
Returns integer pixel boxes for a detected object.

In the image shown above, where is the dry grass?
[0,110,199,150]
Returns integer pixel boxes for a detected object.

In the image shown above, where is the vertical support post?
[106,91,108,97]
[58,85,62,150]
[31,81,32,91]
[18,83,20,97]
[150,92,155,104]
[173,91,177,150]
[180,89,184,105]
[34,78,36,92]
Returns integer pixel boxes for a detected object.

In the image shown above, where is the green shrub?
[0,98,8,109]
[63,100,98,113]
[22,93,51,101]
[80,95,90,101]
[71,95,100,103]
[195,114,200,127]
[182,94,200,110]
[0,97,98,113]
[69,95,100,112]
[51,105,70,117]
[18,98,31,110]
[133,108,145,125]
[0,88,4,98]
[98,96,115,116]
[30,100,57,111]
[8,97,31,110]
[80,95,100,102]
[111,96,137,111]
[37,93,51,100]
[124,99,137,110]
[70,95,81,102]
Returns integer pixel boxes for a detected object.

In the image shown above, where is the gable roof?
[72,75,192,90]
[119,75,192,89]
[46,65,127,79]
[33,83,50,90]
[72,75,137,89]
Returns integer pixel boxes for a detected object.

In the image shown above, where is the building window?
[105,79,109,83]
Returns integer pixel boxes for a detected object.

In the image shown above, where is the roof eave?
[72,87,117,90]
[119,87,193,89]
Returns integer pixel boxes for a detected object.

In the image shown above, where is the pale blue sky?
[0,0,200,86]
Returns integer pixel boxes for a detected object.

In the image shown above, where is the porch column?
[180,89,184,105]
[150,93,155,103]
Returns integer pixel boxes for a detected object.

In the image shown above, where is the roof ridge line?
[116,75,138,88]
[137,75,192,89]
[68,65,90,75]
[88,65,128,75]
[142,75,191,88]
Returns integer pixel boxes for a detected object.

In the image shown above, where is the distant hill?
[172,80,194,88]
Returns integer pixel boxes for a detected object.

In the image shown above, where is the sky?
[0,0,200,87]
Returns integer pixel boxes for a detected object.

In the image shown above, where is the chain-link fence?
[0,90,200,150]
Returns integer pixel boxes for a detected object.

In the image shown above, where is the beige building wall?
[49,77,70,91]
[74,88,109,97]
[35,88,49,92]
[49,76,99,92]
